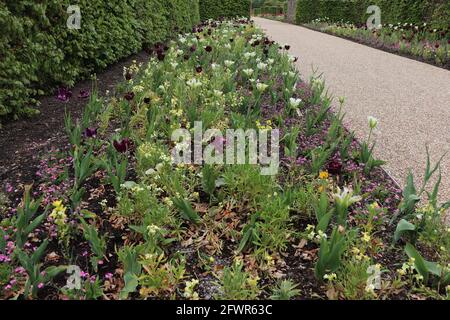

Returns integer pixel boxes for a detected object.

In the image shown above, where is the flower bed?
[304,19,450,70]
[0,18,449,300]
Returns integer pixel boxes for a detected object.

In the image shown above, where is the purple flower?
[157,52,166,61]
[78,89,90,99]
[195,66,203,73]
[124,92,135,101]
[37,283,44,289]
[105,273,113,281]
[84,127,97,138]
[205,45,213,53]
[113,138,132,153]
[56,87,72,102]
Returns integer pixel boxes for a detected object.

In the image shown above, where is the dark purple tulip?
[195,66,203,73]
[84,127,97,138]
[125,72,132,81]
[56,87,72,103]
[143,97,151,104]
[293,57,299,63]
[205,46,213,53]
[78,89,90,99]
[124,92,135,101]
[113,138,132,153]
[184,55,190,61]
[190,45,197,52]
[157,52,166,61]
[284,45,291,50]
[327,158,343,175]
[229,38,234,43]
[435,43,440,49]
[448,39,450,45]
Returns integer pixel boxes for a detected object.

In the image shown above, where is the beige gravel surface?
[255,17,450,202]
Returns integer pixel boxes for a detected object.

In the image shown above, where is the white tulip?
[242,68,254,77]
[368,116,378,129]
[256,83,268,92]
[289,98,302,108]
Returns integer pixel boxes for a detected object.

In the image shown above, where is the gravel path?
[255,17,450,203]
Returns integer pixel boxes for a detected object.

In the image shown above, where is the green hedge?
[0,0,200,118]
[199,0,251,20]
[296,0,450,29]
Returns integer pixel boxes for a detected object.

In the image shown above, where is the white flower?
[224,60,234,67]
[257,62,267,70]
[213,90,223,97]
[242,68,254,77]
[211,63,219,70]
[244,52,256,59]
[368,116,378,129]
[333,187,362,208]
[289,98,302,108]
[267,58,275,65]
[224,43,231,50]
[256,83,268,92]
[170,62,179,69]
[186,78,202,88]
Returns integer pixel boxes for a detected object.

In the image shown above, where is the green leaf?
[120,273,139,300]
[172,198,201,224]
[405,243,429,283]
[394,219,416,243]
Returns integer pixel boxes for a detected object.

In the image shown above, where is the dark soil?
[0,51,150,196]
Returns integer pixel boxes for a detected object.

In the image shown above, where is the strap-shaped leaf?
[393,219,416,243]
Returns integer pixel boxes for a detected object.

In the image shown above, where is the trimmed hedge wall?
[0,0,199,118]
[296,0,450,29]
[199,0,251,20]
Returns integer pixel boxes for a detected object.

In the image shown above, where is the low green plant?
[172,198,201,224]
[315,227,353,281]
[282,126,300,158]
[14,187,47,250]
[405,243,450,287]
[73,145,98,190]
[118,245,142,299]
[358,117,385,174]
[64,111,82,150]
[202,165,219,200]
[216,261,260,300]
[102,143,128,194]
[270,279,301,300]
[15,240,66,298]
[310,143,336,175]
[312,191,333,232]
[393,148,450,243]
[80,218,106,272]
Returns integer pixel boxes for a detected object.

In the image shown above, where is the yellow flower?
[52,200,63,208]
[247,276,260,288]
[319,171,329,180]
[370,202,380,209]
[362,232,371,243]
[323,273,337,282]
[318,185,325,193]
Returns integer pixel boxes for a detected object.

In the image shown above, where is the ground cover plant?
[0,18,449,300]
[304,18,450,69]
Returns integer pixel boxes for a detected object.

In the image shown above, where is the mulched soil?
[0,51,149,199]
